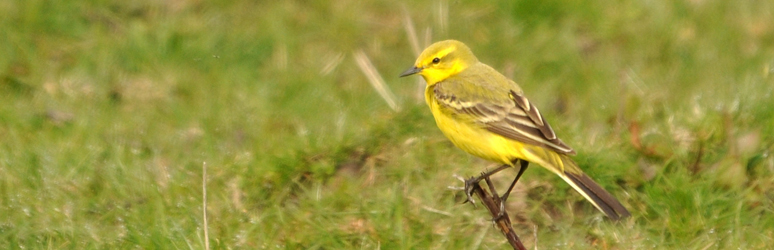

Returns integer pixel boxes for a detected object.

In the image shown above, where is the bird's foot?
[463,175,483,206]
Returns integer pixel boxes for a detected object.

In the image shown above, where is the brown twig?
[470,176,527,250]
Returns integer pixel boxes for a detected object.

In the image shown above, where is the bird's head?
[400,40,479,85]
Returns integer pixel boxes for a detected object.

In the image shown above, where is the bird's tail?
[522,146,630,220]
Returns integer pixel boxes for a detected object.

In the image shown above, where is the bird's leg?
[463,164,510,205]
[495,160,529,219]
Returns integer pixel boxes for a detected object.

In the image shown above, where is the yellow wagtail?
[400,40,630,220]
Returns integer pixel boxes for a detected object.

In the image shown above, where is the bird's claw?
[463,176,479,206]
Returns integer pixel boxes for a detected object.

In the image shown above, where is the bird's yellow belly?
[429,101,525,166]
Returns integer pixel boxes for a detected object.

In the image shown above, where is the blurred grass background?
[2,0,774,249]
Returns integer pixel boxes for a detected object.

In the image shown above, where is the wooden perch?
[470,176,527,250]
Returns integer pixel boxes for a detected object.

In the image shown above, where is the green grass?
[2,0,774,249]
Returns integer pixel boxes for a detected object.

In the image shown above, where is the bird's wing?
[433,75,576,155]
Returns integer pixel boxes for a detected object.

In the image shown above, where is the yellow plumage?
[401,40,630,220]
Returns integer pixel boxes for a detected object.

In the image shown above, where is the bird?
[399,40,630,220]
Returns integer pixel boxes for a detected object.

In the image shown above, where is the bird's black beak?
[399,66,422,77]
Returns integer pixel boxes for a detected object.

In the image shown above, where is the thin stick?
[202,162,210,250]
[470,176,527,250]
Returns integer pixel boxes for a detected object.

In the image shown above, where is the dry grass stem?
[320,52,345,76]
[202,162,210,250]
[402,9,421,56]
[354,50,400,111]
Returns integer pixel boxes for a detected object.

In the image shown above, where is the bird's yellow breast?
[425,85,526,166]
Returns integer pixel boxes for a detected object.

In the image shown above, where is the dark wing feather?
[509,90,557,140]
[434,81,575,155]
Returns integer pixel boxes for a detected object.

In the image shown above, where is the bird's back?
[426,63,529,165]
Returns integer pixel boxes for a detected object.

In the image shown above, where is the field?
[2,0,774,249]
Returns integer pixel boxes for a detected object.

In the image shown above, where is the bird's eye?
[432,57,440,64]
